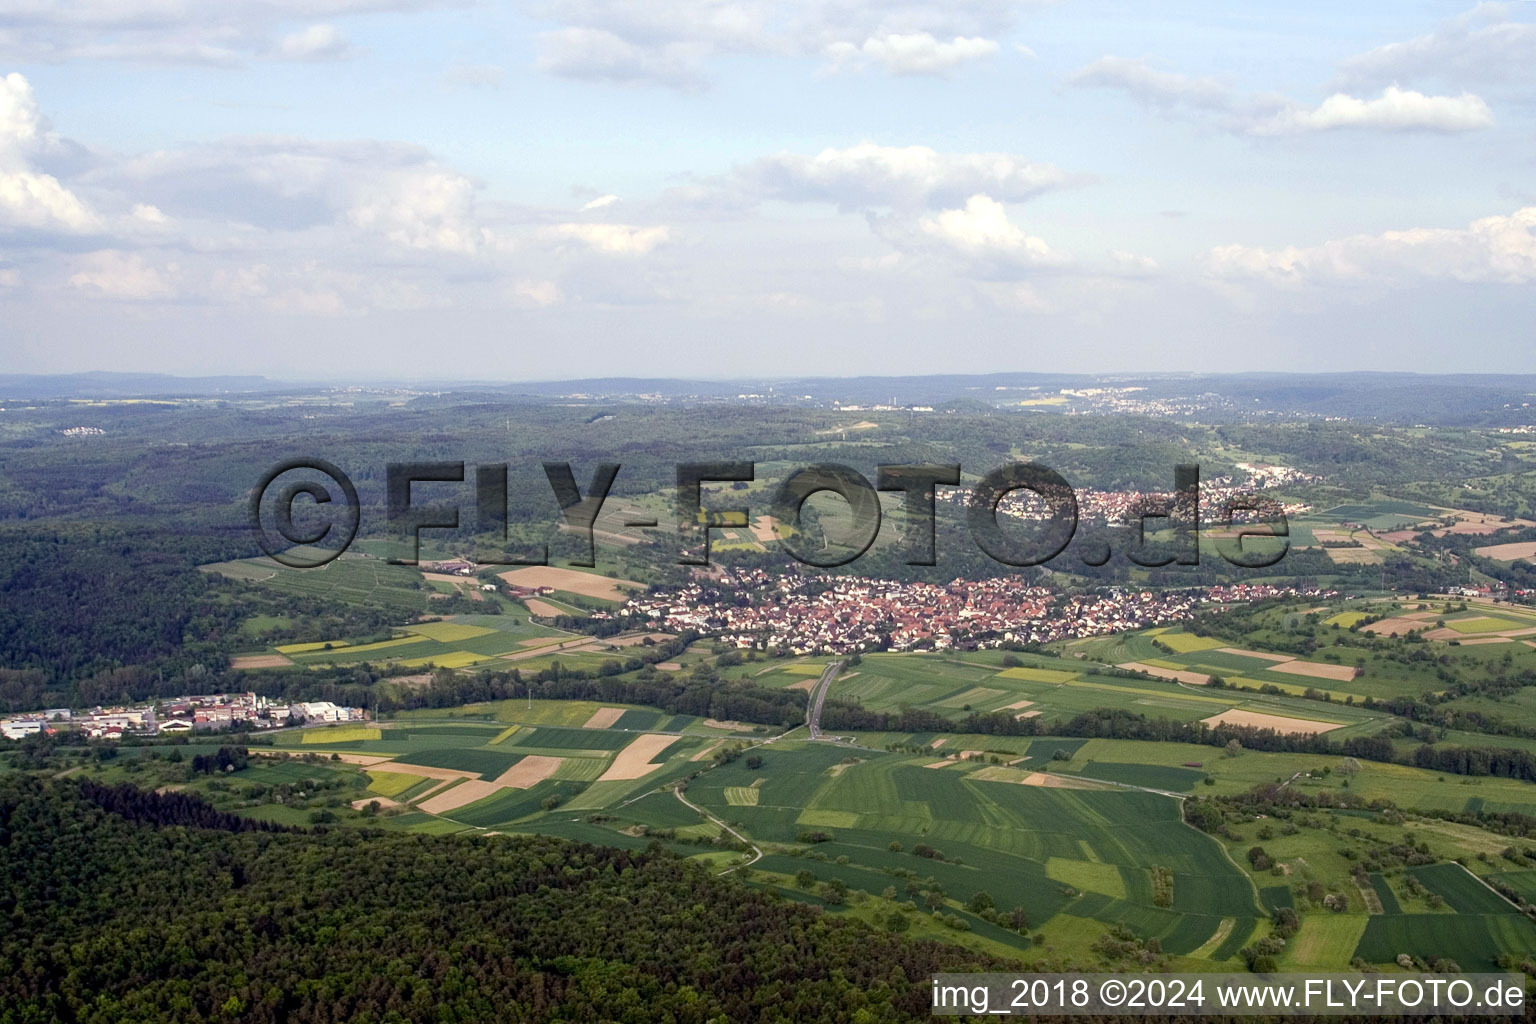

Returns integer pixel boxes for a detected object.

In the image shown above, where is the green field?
[201,550,430,613]
[1313,500,1439,531]
[821,648,1386,737]
[1355,912,1536,971]
[137,605,1536,973]
[684,741,1262,960]
[239,606,574,670]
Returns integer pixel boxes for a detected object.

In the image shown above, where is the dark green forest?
[0,776,1000,1023]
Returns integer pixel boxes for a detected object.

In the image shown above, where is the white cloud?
[1206,206,1536,286]
[276,24,352,61]
[0,0,460,65]
[543,222,670,254]
[130,202,168,225]
[0,72,46,151]
[107,136,494,252]
[918,194,1063,265]
[580,193,620,211]
[1253,85,1493,135]
[1072,55,1494,135]
[1070,56,1232,110]
[0,73,103,233]
[535,28,709,90]
[511,278,563,306]
[738,142,1073,211]
[1338,4,1536,90]
[68,249,178,300]
[0,167,102,232]
[526,0,1048,89]
[0,265,17,288]
[346,164,487,253]
[824,33,999,75]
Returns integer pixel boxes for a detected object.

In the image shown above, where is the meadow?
[808,647,1389,740]
[124,588,1536,973]
[201,550,430,613]
[232,609,598,671]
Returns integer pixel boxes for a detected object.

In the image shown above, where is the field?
[1079,619,1536,710]
[688,740,1265,961]
[1312,500,1440,532]
[496,566,643,602]
[300,725,380,745]
[151,598,1536,972]
[1475,541,1536,563]
[266,704,718,833]
[815,648,1386,739]
[246,706,1281,963]
[1352,865,1536,970]
[200,550,430,613]
[115,648,1536,976]
[231,611,601,671]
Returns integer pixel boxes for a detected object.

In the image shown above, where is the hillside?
[0,776,1000,1024]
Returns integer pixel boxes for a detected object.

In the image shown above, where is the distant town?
[627,572,1338,655]
[1,694,365,742]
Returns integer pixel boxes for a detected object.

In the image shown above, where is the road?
[806,659,844,740]
[675,784,763,874]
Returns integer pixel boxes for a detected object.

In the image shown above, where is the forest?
[0,775,1001,1024]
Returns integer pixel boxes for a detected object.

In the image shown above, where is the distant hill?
[5,369,1535,424]
[0,372,276,399]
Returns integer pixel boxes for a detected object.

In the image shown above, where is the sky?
[0,1,1533,380]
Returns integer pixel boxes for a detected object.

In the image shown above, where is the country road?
[806,659,845,740]
[674,784,763,874]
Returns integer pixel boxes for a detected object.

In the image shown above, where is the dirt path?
[675,784,762,874]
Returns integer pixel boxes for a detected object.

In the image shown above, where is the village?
[624,569,1336,654]
[941,469,1315,526]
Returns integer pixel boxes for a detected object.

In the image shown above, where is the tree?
[1224,738,1243,758]
[966,891,995,914]
[1338,757,1361,776]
